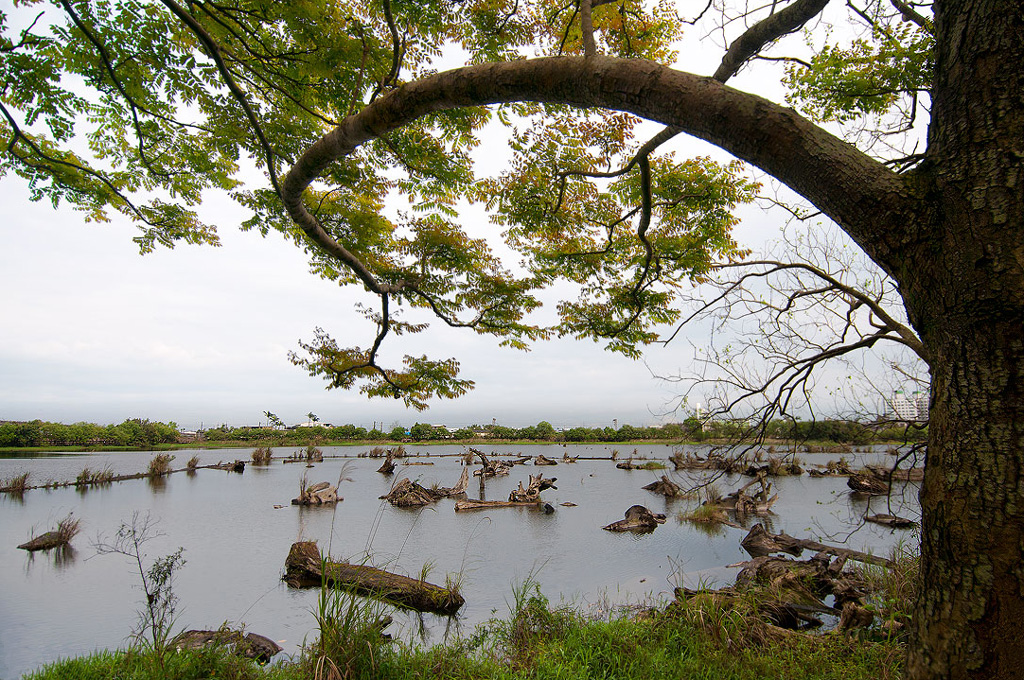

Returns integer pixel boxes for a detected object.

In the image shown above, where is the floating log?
[602,505,666,532]
[18,531,68,552]
[739,524,892,567]
[212,460,246,472]
[865,513,917,529]
[848,473,889,495]
[292,481,340,506]
[454,499,550,512]
[172,629,283,662]
[283,542,464,615]
[533,455,558,466]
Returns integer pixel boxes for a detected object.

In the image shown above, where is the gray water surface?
[0,444,920,679]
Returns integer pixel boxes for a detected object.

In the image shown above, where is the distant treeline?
[0,416,925,449]
[205,418,925,445]
[0,419,180,448]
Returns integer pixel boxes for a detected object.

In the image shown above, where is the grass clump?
[56,512,82,543]
[186,455,200,472]
[1,471,30,495]
[148,453,175,477]
[23,647,305,680]
[251,445,273,466]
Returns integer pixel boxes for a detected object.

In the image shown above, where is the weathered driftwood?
[292,481,340,505]
[642,475,684,497]
[454,498,550,512]
[865,513,918,529]
[739,524,893,567]
[808,458,854,477]
[602,505,666,532]
[380,468,469,507]
[615,458,643,470]
[18,531,69,552]
[711,475,777,516]
[434,467,470,497]
[508,473,556,502]
[377,453,396,475]
[379,478,439,507]
[669,450,742,473]
[172,629,283,662]
[847,473,889,495]
[471,449,513,477]
[283,541,464,615]
[533,455,558,466]
[212,460,246,472]
[561,452,578,463]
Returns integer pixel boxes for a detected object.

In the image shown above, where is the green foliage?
[1,0,765,406]
[784,5,933,125]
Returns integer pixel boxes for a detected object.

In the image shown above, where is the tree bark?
[900,1,1024,677]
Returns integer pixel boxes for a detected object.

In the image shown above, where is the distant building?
[889,390,928,421]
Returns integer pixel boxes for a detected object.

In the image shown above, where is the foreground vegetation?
[26,563,912,680]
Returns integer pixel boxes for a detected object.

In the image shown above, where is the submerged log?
[454,498,550,511]
[847,473,889,495]
[283,542,464,615]
[18,531,68,552]
[602,505,666,532]
[642,475,684,498]
[739,524,893,567]
[865,513,918,529]
[172,629,283,662]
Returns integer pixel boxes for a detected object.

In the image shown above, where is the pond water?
[0,444,920,679]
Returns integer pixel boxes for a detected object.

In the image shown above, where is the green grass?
[23,647,306,680]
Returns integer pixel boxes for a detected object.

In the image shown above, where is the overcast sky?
[0,9,836,431]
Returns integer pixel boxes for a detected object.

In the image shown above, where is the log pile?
[292,481,339,506]
[380,468,469,507]
[675,525,892,632]
[602,505,666,532]
[283,541,464,615]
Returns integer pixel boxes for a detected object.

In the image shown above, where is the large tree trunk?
[900,0,1024,677]
[909,330,1024,679]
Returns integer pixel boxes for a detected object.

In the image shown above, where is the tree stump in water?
[847,473,888,495]
[508,473,557,502]
[642,475,684,498]
[602,505,666,532]
[283,542,464,615]
[292,481,339,505]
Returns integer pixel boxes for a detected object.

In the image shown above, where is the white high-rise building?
[890,390,928,421]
